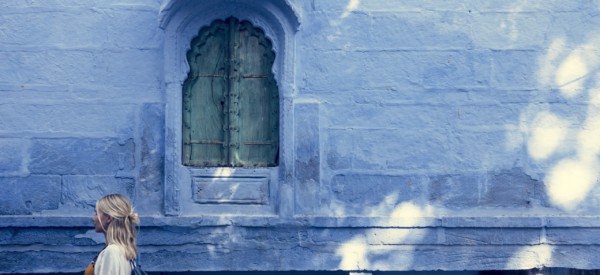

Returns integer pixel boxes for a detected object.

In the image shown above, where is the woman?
[85,194,140,275]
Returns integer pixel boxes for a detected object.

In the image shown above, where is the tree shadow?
[304,0,600,272]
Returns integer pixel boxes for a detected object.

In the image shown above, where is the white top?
[94,244,132,275]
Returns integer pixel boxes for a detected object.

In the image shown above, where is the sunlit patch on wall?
[327,0,361,42]
[556,50,588,97]
[545,158,598,210]
[504,124,524,152]
[389,201,434,218]
[590,86,600,106]
[579,85,600,160]
[578,128,600,161]
[538,38,566,87]
[336,236,368,270]
[341,0,360,19]
[213,168,233,178]
[506,245,553,269]
[527,111,568,160]
[365,193,399,216]
[528,34,600,213]
[335,202,435,270]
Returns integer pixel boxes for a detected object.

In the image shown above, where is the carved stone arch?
[160,0,299,216]
[160,0,299,86]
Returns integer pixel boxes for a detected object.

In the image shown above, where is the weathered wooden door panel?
[183,17,278,167]
[183,21,228,166]
[234,21,279,166]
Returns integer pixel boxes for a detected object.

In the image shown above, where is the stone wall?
[0,0,599,273]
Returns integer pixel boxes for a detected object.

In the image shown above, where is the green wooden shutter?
[183,20,229,166]
[183,17,279,167]
[231,20,279,167]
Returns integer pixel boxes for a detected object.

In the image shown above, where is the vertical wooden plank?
[183,20,229,166]
[234,20,279,167]
[228,17,241,166]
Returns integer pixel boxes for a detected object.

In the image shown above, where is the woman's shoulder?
[100,244,126,257]
[95,244,131,274]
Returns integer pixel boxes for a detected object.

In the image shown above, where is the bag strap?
[130,256,147,275]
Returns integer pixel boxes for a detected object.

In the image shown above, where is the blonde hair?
[96,194,139,260]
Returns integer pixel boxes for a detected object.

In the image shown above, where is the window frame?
[160,1,299,217]
[182,17,280,168]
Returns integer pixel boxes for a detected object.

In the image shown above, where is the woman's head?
[93,194,139,260]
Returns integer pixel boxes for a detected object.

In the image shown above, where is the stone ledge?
[1,215,600,228]
[1,245,599,273]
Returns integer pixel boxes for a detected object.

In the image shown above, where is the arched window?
[161,0,299,215]
[182,17,279,167]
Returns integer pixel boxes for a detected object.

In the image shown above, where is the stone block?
[278,246,329,270]
[464,89,537,104]
[0,250,95,274]
[430,173,485,208]
[422,50,491,88]
[453,103,525,127]
[311,0,355,12]
[546,228,600,245]
[0,176,61,215]
[311,0,470,12]
[0,11,107,48]
[294,102,321,214]
[240,227,301,249]
[325,129,352,170]
[0,50,87,84]
[192,176,269,204]
[300,50,422,92]
[0,138,25,174]
[0,49,161,87]
[491,50,539,88]
[432,168,538,208]
[137,103,164,213]
[444,228,540,245]
[29,138,135,175]
[83,50,162,87]
[307,228,367,245]
[451,129,526,170]
[0,227,94,246]
[545,216,600,227]
[294,102,320,184]
[330,174,428,215]
[535,103,589,129]
[471,1,584,12]
[0,104,136,137]
[482,168,538,207]
[140,247,231,272]
[471,13,551,49]
[366,228,438,245]
[106,10,162,48]
[326,104,455,129]
[548,11,600,42]
[539,245,600,270]
[0,1,159,9]
[137,227,230,246]
[352,129,452,170]
[61,175,135,210]
[298,11,372,51]
[70,86,162,104]
[359,51,427,89]
[369,12,472,49]
[430,169,544,209]
[442,217,544,228]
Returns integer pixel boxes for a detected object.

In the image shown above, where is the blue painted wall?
[1,0,600,273]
